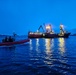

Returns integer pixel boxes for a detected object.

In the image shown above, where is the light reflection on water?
[29,39,33,50]
[45,39,51,52]
[44,39,53,66]
[36,39,39,52]
[0,36,76,75]
[58,38,65,56]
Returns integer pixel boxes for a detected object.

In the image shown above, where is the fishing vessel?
[28,24,71,38]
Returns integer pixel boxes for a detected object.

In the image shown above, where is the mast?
[60,24,64,34]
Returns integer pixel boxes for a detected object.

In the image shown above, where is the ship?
[28,24,71,38]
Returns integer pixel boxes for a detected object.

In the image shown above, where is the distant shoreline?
[70,34,76,36]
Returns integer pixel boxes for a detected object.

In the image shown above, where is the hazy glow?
[60,25,63,28]
[46,25,51,30]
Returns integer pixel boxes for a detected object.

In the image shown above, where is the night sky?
[0,0,76,35]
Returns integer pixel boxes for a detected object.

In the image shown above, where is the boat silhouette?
[28,24,71,38]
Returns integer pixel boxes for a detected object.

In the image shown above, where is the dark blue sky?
[0,0,76,35]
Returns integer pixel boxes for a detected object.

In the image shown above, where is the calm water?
[0,36,76,75]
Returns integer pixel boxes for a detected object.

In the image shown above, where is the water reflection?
[0,46,16,50]
[45,39,54,54]
[29,39,33,50]
[58,38,65,55]
[44,39,54,66]
[0,46,16,63]
[36,39,39,51]
[45,39,51,54]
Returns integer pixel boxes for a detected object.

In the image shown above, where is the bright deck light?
[60,25,64,29]
[46,25,51,30]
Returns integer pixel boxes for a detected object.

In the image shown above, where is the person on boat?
[2,36,8,42]
[2,39,5,42]
[4,36,8,42]
[8,36,14,42]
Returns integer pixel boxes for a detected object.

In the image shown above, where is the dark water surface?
[0,36,76,75]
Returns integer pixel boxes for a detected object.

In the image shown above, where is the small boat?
[0,39,30,46]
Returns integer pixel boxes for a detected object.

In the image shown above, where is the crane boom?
[38,25,44,32]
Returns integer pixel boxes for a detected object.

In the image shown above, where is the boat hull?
[28,35,43,38]
[44,33,58,38]
[28,33,43,38]
[57,33,71,38]
[28,32,71,38]
[0,39,30,46]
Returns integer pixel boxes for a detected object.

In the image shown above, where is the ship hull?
[28,33,43,38]
[44,33,58,38]
[57,33,71,38]
[28,35,43,38]
[28,32,71,38]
